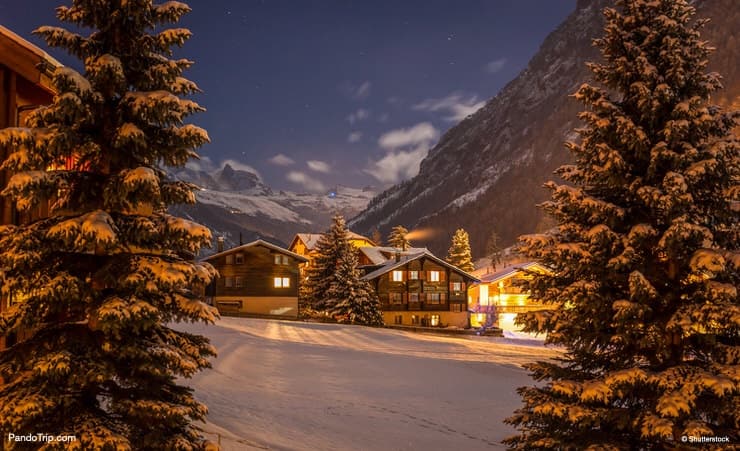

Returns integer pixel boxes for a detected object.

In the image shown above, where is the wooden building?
[360,250,479,329]
[467,262,551,330]
[202,239,308,319]
[0,25,60,351]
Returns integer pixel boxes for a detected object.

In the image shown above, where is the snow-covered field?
[178,318,561,450]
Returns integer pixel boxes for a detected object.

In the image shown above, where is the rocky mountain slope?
[350,0,739,257]
[170,164,375,252]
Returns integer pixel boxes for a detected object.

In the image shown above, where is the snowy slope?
[169,164,376,251]
[177,318,561,450]
[350,0,739,257]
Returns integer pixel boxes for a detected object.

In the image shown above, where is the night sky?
[1,1,575,192]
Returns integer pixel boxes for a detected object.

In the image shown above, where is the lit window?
[392,271,403,282]
[427,293,441,304]
[274,255,281,265]
[451,282,462,291]
[430,315,440,326]
[235,277,243,288]
[429,271,440,282]
[274,277,290,288]
[235,253,244,264]
[225,255,234,265]
[408,270,419,280]
[224,277,233,288]
[282,255,290,265]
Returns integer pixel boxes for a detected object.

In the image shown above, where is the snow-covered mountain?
[169,163,376,252]
[350,0,739,257]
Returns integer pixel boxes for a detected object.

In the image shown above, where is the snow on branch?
[153,1,192,23]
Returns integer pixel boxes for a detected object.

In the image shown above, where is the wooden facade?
[203,240,308,318]
[361,252,479,329]
[0,26,60,351]
[468,262,551,329]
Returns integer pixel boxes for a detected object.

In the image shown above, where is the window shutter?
[402,292,408,302]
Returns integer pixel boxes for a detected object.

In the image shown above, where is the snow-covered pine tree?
[301,213,352,313]
[328,241,383,326]
[0,1,219,449]
[505,0,739,449]
[485,230,503,271]
[387,225,410,250]
[446,228,475,273]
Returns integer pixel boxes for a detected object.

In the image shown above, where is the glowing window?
[429,271,440,282]
[392,271,403,282]
[274,277,290,288]
[451,282,462,291]
[408,270,419,280]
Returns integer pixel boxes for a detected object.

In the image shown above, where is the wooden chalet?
[0,25,61,351]
[202,239,309,319]
[359,249,480,329]
[467,262,551,330]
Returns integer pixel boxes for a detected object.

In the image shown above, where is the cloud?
[268,153,295,166]
[286,171,326,192]
[346,108,370,124]
[307,160,331,173]
[355,81,371,99]
[413,92,486,122]
[348,131,363,143]
[365,122,440,184]
[378,122,439,150]
[341,80,372,100]
[185,155,213,172]
[485,58,507,74]
[364,147,430,185]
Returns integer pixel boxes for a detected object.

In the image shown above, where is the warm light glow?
[404,227,441,241]
[392,270,403,282]
[273,277,290,288]
[429,271,440,282]
[479,284,489,305]
[498,281,504,289]
[430,315,440,326]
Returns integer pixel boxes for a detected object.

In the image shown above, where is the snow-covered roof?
[358,246,428,266]
[202,239,309,263]
[360,250,480,283]
[291,231,375,251]
[0,25,63,78]
[476,262,547,284]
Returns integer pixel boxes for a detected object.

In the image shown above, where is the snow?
[176,317,561,450]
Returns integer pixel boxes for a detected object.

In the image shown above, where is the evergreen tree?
[446,228,475,273]
[387,225,410,250]
[301,213,352,313]
[485,230,503,271]
[328,241,383,326]
[505,0,739,449]
[0,2,218,448]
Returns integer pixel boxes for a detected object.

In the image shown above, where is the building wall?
[382,311,468,329]
[214,295,298,319]
[210,245,300,298]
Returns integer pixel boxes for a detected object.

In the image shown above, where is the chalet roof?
[360,250,480,283]
[291,231,375,251]
[202,239,309,263]
[0,25,62,90]
[357,246,428,266]
[476,262,546,284]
